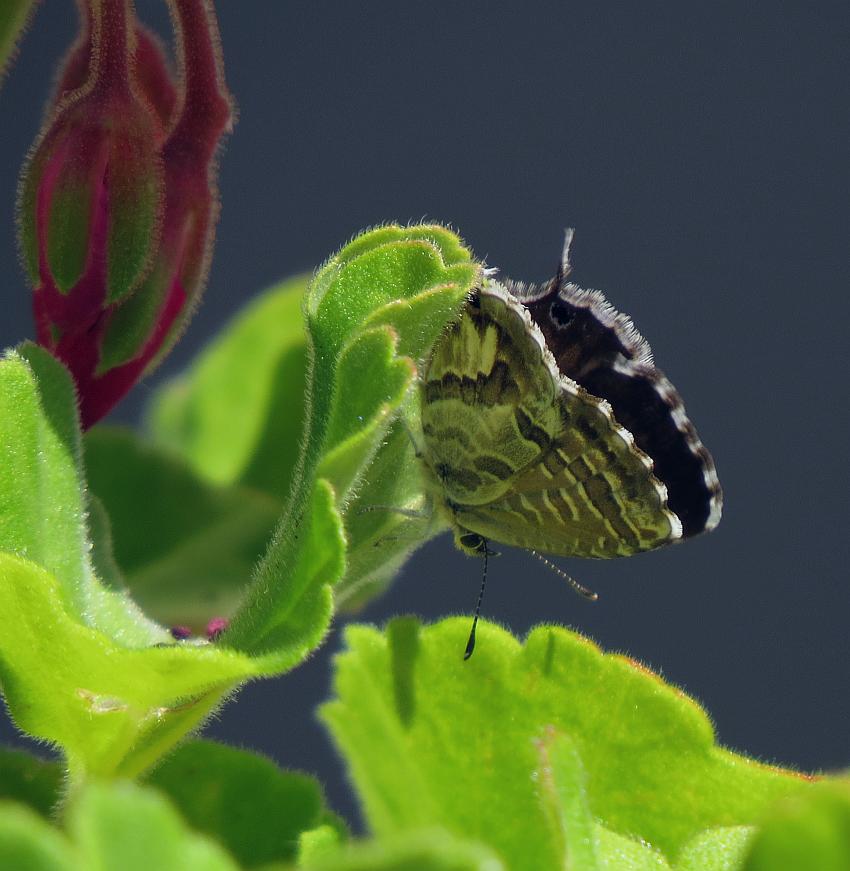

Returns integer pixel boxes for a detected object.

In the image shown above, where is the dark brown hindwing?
[507,243,721,537]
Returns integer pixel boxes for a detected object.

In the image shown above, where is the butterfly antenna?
[464,542,491,661]
[530,550,598,601]
[558,227,575,282]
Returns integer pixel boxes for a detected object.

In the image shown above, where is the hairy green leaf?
[322,619,813,870]
[0,227,479,780]
[224,227,479,657]
[68,781,238,870]
[146,237,475,618]
[0,346,164,645]
[303,829,504,871]
[675,827,754,871]
[741,779,850,871]
[0,553,264,781]
[335,408,444,610]
[0,749,62,819]
[146,739,327,867]
[147,275,309,495]
[0,802,76,871]
[0,347,284,780]
[85,427,279,628]
[318,327,415,503]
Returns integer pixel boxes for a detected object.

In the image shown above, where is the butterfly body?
[419,235,721,563]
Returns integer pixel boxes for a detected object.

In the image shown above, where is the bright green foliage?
[223,226,479,656]
[0,552,261,781]
[741,780,850,870]
[0,803,77,871]
[85,427,279,628]
[3,213,838,868]
[299,823,346,866]
[68,781,238,870]
[0,345,165,645]
[147,275,310,495]
[322,618,813,870]
[0,347,266,781]
[676,827,754,871]
[0,226,479,782]
[145,269,448,611]
[0,749,62,819]
[302,829,504,871]
[0,780,241,870]
[146,739,330,868]
[0,0,38,87]
[336,408,441,609]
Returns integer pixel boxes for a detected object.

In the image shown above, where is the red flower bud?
[54,7,177,137]
[18,0,232,428]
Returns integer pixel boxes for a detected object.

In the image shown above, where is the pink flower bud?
[19,0,232,428]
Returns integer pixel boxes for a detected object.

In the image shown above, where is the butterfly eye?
[458,532,486,554]
[550,299,575,328]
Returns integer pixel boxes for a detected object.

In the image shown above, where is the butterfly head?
[455,530,488,557]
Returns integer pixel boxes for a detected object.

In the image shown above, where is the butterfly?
[418,231,722,654]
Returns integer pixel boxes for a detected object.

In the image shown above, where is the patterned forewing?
[422,288,680,558]
[421,292,560,506]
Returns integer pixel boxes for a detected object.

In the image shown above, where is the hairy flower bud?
[54,9,177,136]
[18,0,231,427]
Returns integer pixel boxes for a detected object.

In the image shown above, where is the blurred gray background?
[2,1,847,826]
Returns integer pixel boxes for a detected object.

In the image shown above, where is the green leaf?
[229,477,342,659]
[302,829,504,871]
[147,275,309,494]
[0,802,77,871]
[674,826,754,871]
[2,227,478,780]
[0,349,275,780]
[741,779,850,871]
[318,327,416,503]
[0,0,39,89]
[0,345,164,647]
[146,739,326,868]
[594,828,671,870]
[335,409,444,610]
[321,619,812,870]
[0,345,88,610]
[68,781,238,871]
[299,823,345,866]
[85,427,279,628]
[85,495,126,591]
[147,230,478,628]
[0,552,263,782]
[534,729,600,870]
[0,749,63,819]
[224,227,479,657]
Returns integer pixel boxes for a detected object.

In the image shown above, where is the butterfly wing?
[421,286,564,508]
[515,263,721,537]
[422,285,682,558]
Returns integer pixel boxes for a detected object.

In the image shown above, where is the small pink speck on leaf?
[206,618,229,641]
